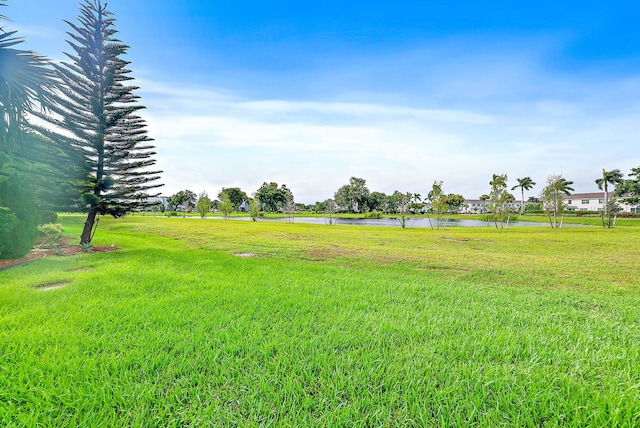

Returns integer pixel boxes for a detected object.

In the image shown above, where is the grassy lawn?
[1,215,639,426]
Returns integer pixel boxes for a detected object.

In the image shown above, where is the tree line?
[165,182,295,221]
[175,168,640,231]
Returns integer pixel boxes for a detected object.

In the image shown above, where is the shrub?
[0,177,39,259]
[38,223,65,248]
[0,208,19,259]
[364,211,382,219]
[39,211,59,224]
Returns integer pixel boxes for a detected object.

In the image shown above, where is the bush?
[38,223,65,248]
[0,177,39,259]
[39,211,58,224]
[0,208,19,259]
[364,211,382,219]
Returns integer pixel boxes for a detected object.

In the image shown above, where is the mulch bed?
[0,238,120,271]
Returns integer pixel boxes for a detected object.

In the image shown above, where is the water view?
[210,216,567,227]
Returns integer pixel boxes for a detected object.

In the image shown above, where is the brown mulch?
[0,238,121,271]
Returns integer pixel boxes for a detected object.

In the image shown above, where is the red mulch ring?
[0,238,121,271]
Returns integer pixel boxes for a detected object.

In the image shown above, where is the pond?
[210,216,563,228]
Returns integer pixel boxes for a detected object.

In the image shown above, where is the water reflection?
[213,216,558,228]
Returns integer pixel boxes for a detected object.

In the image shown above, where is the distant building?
[238,200,250,212]
[146,196,168,210]
[462,199,488,214]
[564,192,637,213]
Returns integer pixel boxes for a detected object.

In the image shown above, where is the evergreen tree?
[0,1,64,258]
[36,0,162,244]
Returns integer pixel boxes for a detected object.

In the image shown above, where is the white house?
[564,192,637,213]
[145,196,168,210]
[462,199,488,214]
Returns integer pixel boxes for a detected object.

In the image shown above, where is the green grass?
[1,215,639,426]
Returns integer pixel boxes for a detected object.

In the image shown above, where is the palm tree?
[479,194,489,214]
[595,168,624,221]
[0,2,53,150]
[541,175,574,228]
[0,3,58,259]
[511,177,536,215]
[411,192,422,213]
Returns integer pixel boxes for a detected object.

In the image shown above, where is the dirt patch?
[0,252,48,271]
[234,252,255,258]
[70,266,95,272]
[35,281,71,291]
[304,247,364,261]
[0,238,121,271]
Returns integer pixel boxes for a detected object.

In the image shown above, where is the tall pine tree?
[37,0,162,244]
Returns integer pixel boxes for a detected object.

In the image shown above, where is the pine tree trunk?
[80,208,98,245]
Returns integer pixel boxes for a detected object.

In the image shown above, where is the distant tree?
[168,190,196,217]
[167,194,179,212]
[479,194,490,214]
[603,198,623,228]
[218,192,233,219]
[334,177,369,213]
[396,192,412,228]
[488,174,512,229]
[512,177,536,215]
[151,203,163,217]
[595,169,624,227]
[283,199,296,224]
[218,187,248,212]
[182,190,197,216]
[445,194,465,214]
[323,198,338,225]
[36,0,162,244]
[367,191,388,213]
[427,181,448,229]
[540,174,574,229]
[386,191,403,214]
[249,197,259,221]
[255,182,293,212]
[196,191,211,219]
[334,184,351,212]
[615,166,640,213]
[410,193,423,213]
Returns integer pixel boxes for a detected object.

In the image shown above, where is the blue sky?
[6,0,640,203]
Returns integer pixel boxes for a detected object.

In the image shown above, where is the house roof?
[563,192,605,199]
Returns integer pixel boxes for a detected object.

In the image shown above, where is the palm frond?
[0,18,55,148]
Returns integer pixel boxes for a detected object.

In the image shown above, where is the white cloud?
[139,43,640,203]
